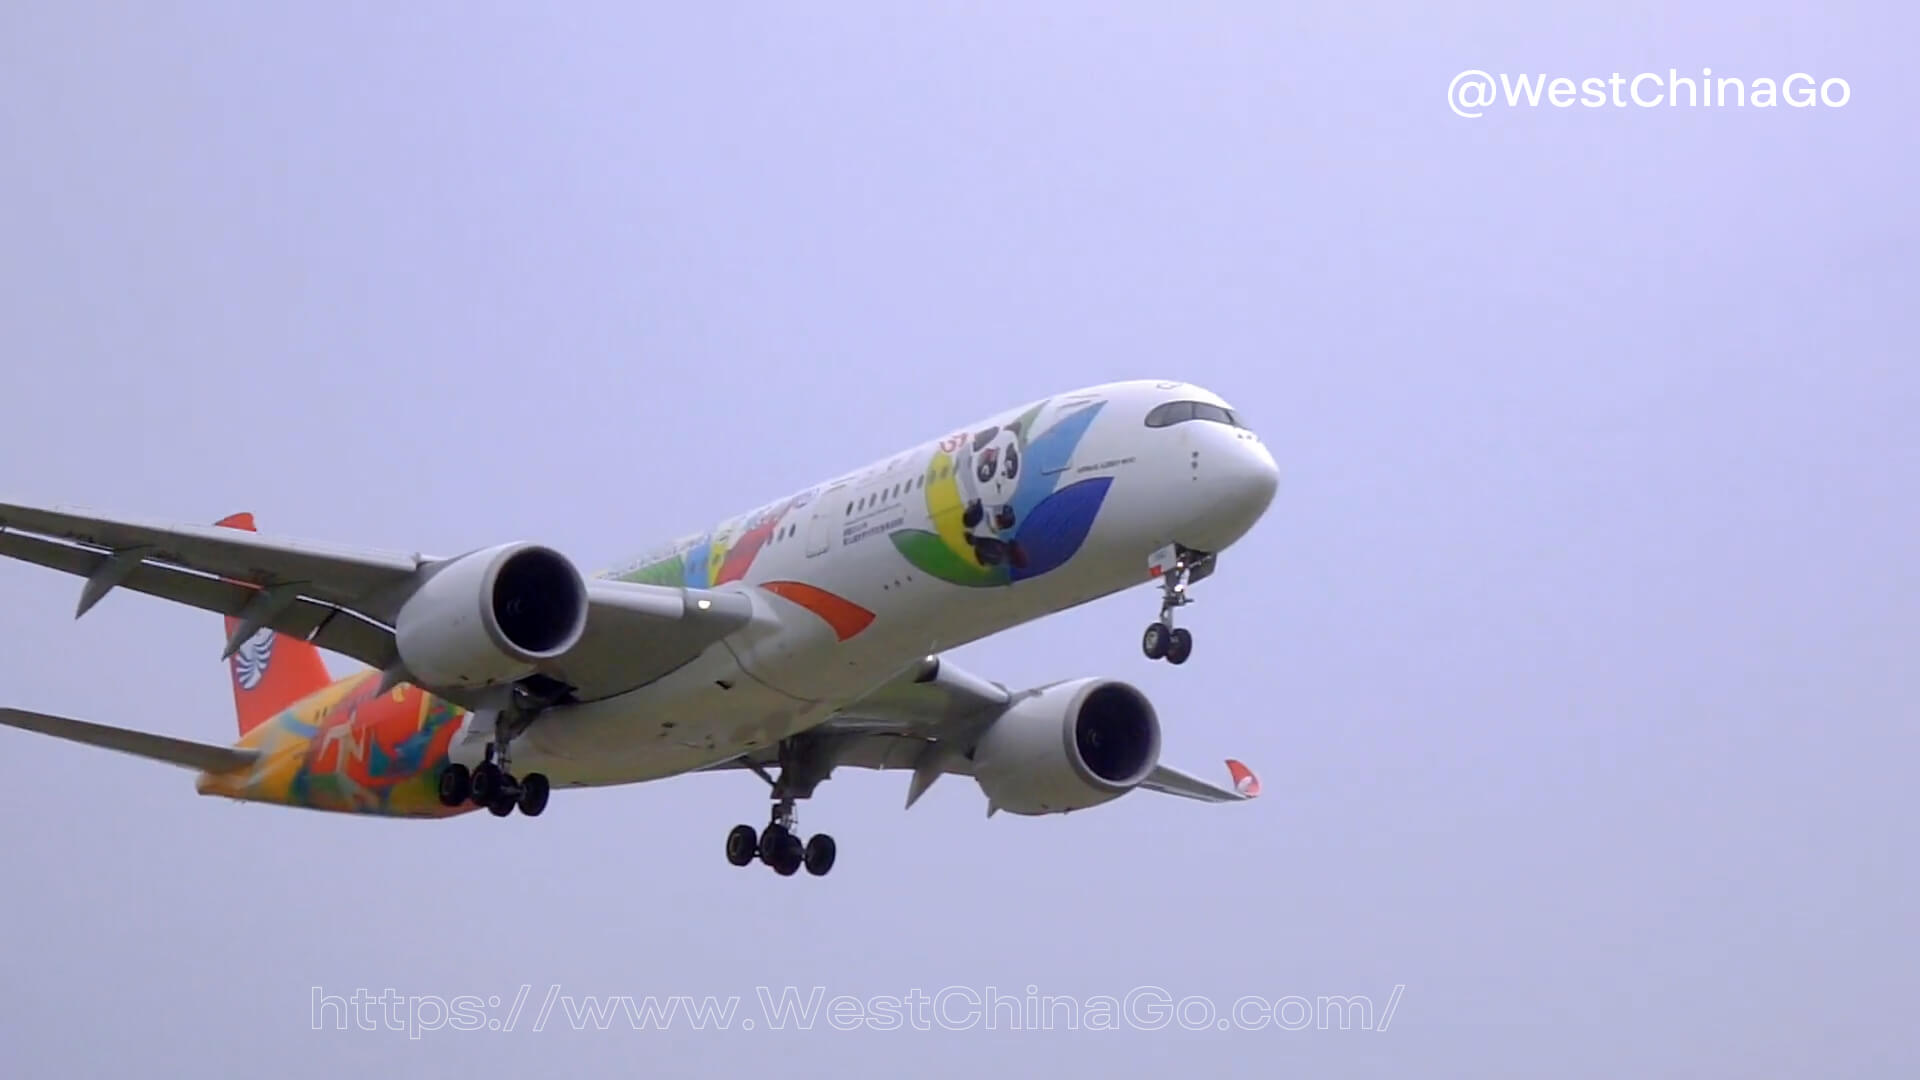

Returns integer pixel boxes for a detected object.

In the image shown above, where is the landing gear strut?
[724,737,837,877]
[1143,544,1212,666]
[436,689,553,818]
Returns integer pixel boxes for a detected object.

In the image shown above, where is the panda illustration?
[957,421,1028,570]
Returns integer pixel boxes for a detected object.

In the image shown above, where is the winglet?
[1226,759,1261,798]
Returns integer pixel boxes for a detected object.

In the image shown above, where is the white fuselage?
[446,380,1279,787]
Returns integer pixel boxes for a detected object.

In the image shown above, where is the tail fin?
[214,513,333,736]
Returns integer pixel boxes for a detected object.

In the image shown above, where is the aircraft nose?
[1228,438,1280,514]
[1177,430,1280,552]
[1221,434,1282,522]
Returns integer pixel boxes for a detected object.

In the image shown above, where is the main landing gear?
[1142,544,1215,666]
[725,737,837,877]
[725,804,836,877]
[435,698,552,817]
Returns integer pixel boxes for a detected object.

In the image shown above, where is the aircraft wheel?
[759,822,790,857]
[767,832,804,876]
[726,824,759,867]
[804,834,837,877]
[487,794,516,817]
[1142,622,1170,660]
[1166,628,1193,665]
[470,761,504,804]
[437,763,471,807]
[518,773,550,817]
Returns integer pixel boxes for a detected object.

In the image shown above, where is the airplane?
[0,379,1278,877]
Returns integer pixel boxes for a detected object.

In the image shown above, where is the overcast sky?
[1,3,1913,1077]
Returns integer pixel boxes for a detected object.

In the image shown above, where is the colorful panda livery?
[888,396,1113,588]
[957,419,1028,569]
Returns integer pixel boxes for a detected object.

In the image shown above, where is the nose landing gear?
[1142,544,1213,666]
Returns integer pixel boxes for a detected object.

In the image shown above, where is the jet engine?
[972,678,1161,815]
[392,542,588,689]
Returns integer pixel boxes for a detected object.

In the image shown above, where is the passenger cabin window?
[1144,400,1243,429]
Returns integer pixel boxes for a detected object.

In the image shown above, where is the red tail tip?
[1227,759,1261,798]
[215,512,257,531]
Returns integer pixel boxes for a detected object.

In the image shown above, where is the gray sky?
[1,3,1913,1076]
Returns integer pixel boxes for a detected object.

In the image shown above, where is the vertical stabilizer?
[214,513,333,736]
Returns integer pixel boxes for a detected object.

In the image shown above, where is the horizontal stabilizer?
[0,707,258,774]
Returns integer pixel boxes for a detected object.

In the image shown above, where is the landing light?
[696,599,712,610]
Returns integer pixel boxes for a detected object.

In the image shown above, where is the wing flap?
[0,707,258,774]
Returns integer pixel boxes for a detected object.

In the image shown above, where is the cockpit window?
[1145,400,1242,429]
[1145,401,1194,427]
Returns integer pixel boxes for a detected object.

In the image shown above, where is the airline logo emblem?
[231,628,275,691]
[1226,759,1261,798]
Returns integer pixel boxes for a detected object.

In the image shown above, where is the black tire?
[487,795,516,817]
[436,763,471,807]
[1167,628,1193,665]
[759,822,790,861]
[1142,622,1170,660]
[770,833,804,877]
[470,762,503,804]
[804,834,837,877]
[518,773,551,817]
[726,824,759,867]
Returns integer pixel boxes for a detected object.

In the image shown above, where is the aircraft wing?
[703,655,1259,807]
[1136,758,1262,802]
[0,500,753,704]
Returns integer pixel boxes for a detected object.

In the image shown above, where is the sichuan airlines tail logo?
[231,628,275,690]
[1227,759,1261,798]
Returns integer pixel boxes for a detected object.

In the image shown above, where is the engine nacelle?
[393,542,588,689]
[972,678,1161,815]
